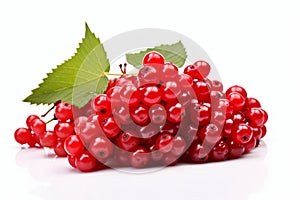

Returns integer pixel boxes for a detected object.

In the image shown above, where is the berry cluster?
[14,51,268,172]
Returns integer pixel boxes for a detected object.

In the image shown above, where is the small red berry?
[75,150,97,172]
[14,128,32,145]
[55,102,73,121]
[143,51,165,66]
[64,135,85,157]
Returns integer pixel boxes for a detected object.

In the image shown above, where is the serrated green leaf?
[125,41,187,68]
[23,23,110,108]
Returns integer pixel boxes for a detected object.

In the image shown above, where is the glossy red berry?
[130,104,150,125]
[226,85,247,99]
[30,118,46,136]
[67,155,76,168]
[26,115,39,129]
[130,147,150,168]
[245,97,261,109]
[14,128,32,145]
[39,131,57,148]
[226,92,245,111]
[245,108,265,127]
[161,81,181,102]
[243,137,257,154]
[92,94,112,117]
[232,123,253,144]
[120,85,141,107]
[64,135,85,157]
[188,142,209,163]
[143,51,165,66]
[260,125,267,138]
[167,102,185,123]
[190,103,211,126]
[193,60,211,78]
[54,122,74,139]
[192,80,210,101]
[54,139,68,157]
[227,139,245,159]
[210,141,229,161]
[155,133,174,153]
[116,131,140,152]
[75,150,97,172]
[101,116,121,138]
[55,102,73,121]
[140,86,162,106]
[89,136,113,159]
[138,65,160,86]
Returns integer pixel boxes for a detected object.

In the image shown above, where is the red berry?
[130,147,150,168]
[245,97,261,109]
[138,65,161,86]
[226,92,245,111]
[193,60,211,78]
[26,115,39,129]
[232,123,253,144]
[140,86,162,106]
[101,116,121,138]
[245,108,265,127]
[130,104,150,125]
[39,131,57,148]
[116,131,140,152]
[89,136,113,159]
[260,125,267,138]
[92,94,112,117]
[227,139,245,159]
[178,74,193,89]
[30,118,46,136]
[226,85,247,99]
[54,139,68,157]
[64,135,85,157]
[200,124,222,145]
[75,150,97,172]
[106,86,122,107]
[210,141,229,161]
[161,81,181,102]
[67,155,76,168]
[161,62,178,80]
[188,142,209,163]
[54,122,74,139]
[155,133,174,153]
[222,118,234,138]
[192,80,210,101]
[190,103,211,126]
[211,80,223,92]
[243,137,257,154]
[14,128,32,145]
[167,102,185,123]
[55,102,73,121]
[143,51,165,66]
[120,85,141,107]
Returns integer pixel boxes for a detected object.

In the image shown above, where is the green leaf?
[125,41,187,68]
[23,23,110,108]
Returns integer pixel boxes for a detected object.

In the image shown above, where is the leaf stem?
[104,72,138,76]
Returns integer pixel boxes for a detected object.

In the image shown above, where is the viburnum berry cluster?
[14,51,268,172]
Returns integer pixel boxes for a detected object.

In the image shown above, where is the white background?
[0,0,299,199]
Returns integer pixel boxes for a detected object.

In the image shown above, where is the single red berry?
[92,94,112,117]
[30,118,46,136]
[260,108,268,124]
[75,150,97,172]
[192,80,210,101]
[226,92,245,111]
[138,65,161,87]
[243,137,257,154]
[190,103,211,126]
[54,139,68,157]
[149,104,167,124]
[106,86,122,108]
[227,139,245,159]
[225,85,247,99]
[232,111,247,124]
[130,147,150,168]
[161,62,179,81]
[193,60,211,78]
[64,135,85,157]
[26,115,39,129]
[55,102,73,121]
[210,141,229,161]
[89,136,113,159]
[167,102,185,123]
[184,65,203,80]
[232,123,253,144]
[252,127,262,141]
[222,118,234,138]
[245,108,265,127]
[130,104,150,125]
[101,116,121,138]
[143,51,165,66]
[54,122,74,139]
[161,81,181,102]
[260,125,267,138]
[155,133,174,153]
[116,131,140,152]
[40,131,57,148]
[188,142,209,163]
[245,97,261,109]
[140,86,162,106]
[14,128,32,145]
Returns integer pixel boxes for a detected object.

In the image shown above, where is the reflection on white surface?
[14,142,268,200]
